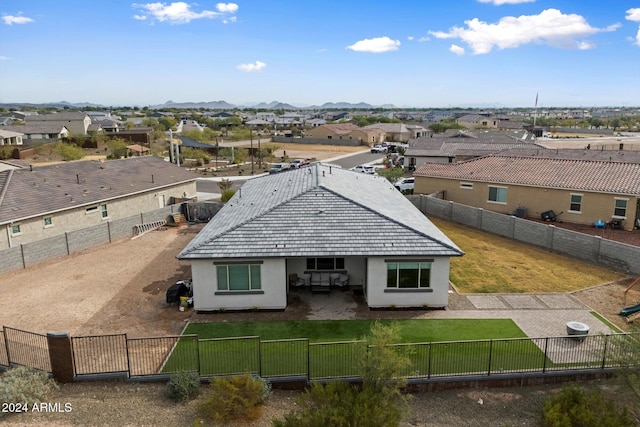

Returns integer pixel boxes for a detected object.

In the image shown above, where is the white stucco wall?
[191,258,287,311]
[365,256,451,308]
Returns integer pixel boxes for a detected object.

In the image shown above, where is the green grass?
[590,311,624,333]
[162,319,545,378]
[184,319,527,342]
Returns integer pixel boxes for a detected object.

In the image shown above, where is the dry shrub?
[197,374,271,424]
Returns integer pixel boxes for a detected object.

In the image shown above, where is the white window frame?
[43,216,53,228]
[460,182,473,190]
[215,263,262,292]
[613,198,628,219]
[100,204,109,220]
[10,224,22,236]
[568,193,583,214]
[488,186,507,205]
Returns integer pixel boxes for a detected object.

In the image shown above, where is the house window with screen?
[100,204,108,219]
[386,261,431,289]
[216,264,262,291]
[488,186,507,204]
[569,194,582,213]
[614,198,627,218]
[43,217,53,227]
[10,224,21,236]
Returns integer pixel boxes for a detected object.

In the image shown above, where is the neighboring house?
[0,156,198,249]
[25,112,91,135]
[305,123,384,145]
[0,129,24,146]
[414,155,640,231]
[363,123,418,142]
[0,124,70,141]
[457,114,499,129]
[177,163,463,311]
[404,130,540,170]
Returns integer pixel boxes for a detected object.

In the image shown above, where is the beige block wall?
[2,182,196,249]
[415,176,638,230]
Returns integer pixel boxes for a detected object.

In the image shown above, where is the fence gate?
[72,334,128,376]
[3,327,51,372]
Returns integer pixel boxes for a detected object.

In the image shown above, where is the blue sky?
[1,0,639,108]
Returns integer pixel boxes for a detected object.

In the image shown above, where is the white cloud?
[2,14,34,25]
[626,8,640,22]
[429,9,619,54]
[450,44,465,55]
[132,2,238,24]
[216,3,238,13]
[346,36,400,53]
[237,61,266,72]
[635,27,640,47]
[0,56,10,60]
[407,36,414,41]
[418,36,430,42]
[477,0,535,4]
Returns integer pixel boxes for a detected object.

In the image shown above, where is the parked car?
[350,164,376,175]
[395,177,414,192]
[370,144,388,153]
[290,159,310,168]
[269,163,291,174]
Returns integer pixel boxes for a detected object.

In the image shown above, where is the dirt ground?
[1,222,639,426]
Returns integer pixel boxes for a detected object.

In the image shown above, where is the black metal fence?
[2,327,50,372]
[0,328,638,385]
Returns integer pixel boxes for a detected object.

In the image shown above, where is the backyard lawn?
[430,218,627,294]
[184,318,527,342]
[166,319,544,378]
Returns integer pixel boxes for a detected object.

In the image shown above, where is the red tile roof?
[414,155,640,195]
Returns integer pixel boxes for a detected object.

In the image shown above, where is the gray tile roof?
[1,124,70,135]
[0,157,198,224]
[414,155,640,195]
[178,163,463,259]
[497,147,640,163]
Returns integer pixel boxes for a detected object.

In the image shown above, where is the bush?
[220,189,236,202]
[273,381,405,427]
[197,374,271,424]
[0,367,57,416]
[540,385,634,427]
[166,371,200,402]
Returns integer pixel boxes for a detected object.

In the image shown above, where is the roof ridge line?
[319,185,463,255]
[0,169,14,209]
[180,172,320,256]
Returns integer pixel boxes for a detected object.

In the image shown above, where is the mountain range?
[0,100,399,110]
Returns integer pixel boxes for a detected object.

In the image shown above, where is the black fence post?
[124,334,131,379]
[542,337,549,373]
[427,343,432,379]
[487,340,493,376]
[196,337,201,376]
[258,338,263,377]
[601,334,609,369]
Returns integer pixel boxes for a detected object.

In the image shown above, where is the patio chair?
[333,273,350,290]
[289,273,306,289]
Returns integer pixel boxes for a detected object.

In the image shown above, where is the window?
[216,264,261,291]
[306,257,345,270]
[10,224,21,236]
[386,261,431,289]
[85,206,98,214]
[569,194,582,213]
[488,186,507,204]
[100,204,108,219]
[43,217,53,227]
[460,182,473,190]
[614,198,628,218]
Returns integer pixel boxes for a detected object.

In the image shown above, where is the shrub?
[540,385,634,427]
[197,374,271,424]
[274,322,410,427]
[273,381,406,427]
[166,371,200,402]
[220,189,236,202]
[0,367,57,416]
